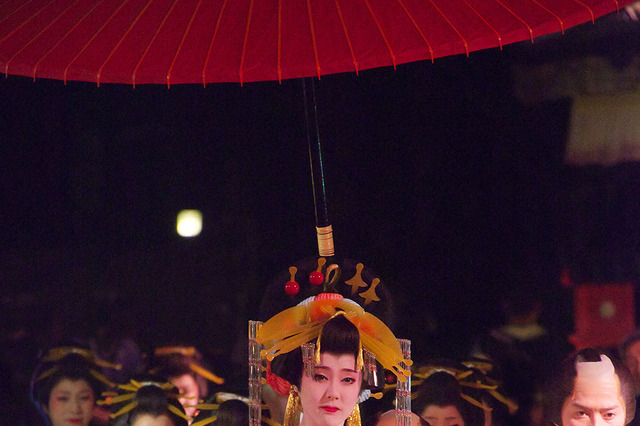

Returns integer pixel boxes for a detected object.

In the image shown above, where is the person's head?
[544,348,635,426]
[31,347,106,426]
[105,376,189,426]
[413,371,476,426]
[257,292,411,426]
[214,399,250,425]
[148,346,224,419]
[620,330,640,391]
[375,410,429,426]
[272,314,364,426]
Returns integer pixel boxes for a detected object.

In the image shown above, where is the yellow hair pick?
[168,403,191,422]
[41,346,122,370]
[190,362,225,385]
[257,297,412,382]
[109,401,139,419]
[191,417,217,426]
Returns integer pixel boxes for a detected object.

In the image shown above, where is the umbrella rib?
[97,0,153,87]
[428,0,469,56]
[239,0,254,85]
[493,0,534,42]
[568,0,596,23]
[333,0,360,73]
[167,0,205,88]
[395,0,434,62]
[0,0,40,30]
[63,0,128,84]
[3,0,82,80]
[202,0,228,87]
[363,0,396,68]
[132,0,180,87]
[277,0,282,82]
[461,0,503,49]
[1,0,57,76]
[530,0,565,33]
[306,0,322,78]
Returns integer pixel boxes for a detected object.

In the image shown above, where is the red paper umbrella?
[0,0,635,86]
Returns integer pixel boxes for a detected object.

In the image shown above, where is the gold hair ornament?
[256,295,412,382]
[35,346,120,388]
[414,364,518,414]
[98,379,191,422]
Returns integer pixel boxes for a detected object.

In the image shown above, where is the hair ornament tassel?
[284,386,302,426]
[346,403,362,426]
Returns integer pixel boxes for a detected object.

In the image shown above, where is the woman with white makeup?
[253,257,412,426]
[31,345,118,426]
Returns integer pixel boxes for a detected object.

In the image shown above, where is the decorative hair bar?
[256,295,412,382]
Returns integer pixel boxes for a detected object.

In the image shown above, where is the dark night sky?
[1,13,639,364]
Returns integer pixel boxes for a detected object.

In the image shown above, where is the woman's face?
[299,352,362,426]
[170,373,200,418]
[45,378,95,426]
[421,405,465,426]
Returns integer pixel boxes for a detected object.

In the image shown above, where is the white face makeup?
[45,379,95,426]
[298,352,362,426]
[560,355,626,426]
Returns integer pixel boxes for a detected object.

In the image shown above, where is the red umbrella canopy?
[0,0,635,86]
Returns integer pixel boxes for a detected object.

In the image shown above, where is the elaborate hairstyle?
[100,375,189,426]
[251,258,411,426]
[31,344,118,421]
[412,359,517,426]
[190,396,251,426]
[269,313,362,387]
[147,345,224,399]
[543,347,636,425]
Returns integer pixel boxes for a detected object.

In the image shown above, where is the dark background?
[2,9,640,392]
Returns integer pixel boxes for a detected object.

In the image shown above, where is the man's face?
[560,370,626,425]
[624,340,640,391]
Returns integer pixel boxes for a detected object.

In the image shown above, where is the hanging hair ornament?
[301,343,316,378]
[98,379,191,422]
[363,348,378,388]
[285,266,300,295]
[309,258,326,286]
[256,295,412,382]
[34,346,121,389]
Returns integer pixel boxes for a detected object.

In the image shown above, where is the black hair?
[214,399,250,426]
[32,353,100,404]
[543,347,636,425]
[270,314,361,387]
[413,371,485,426]
[108,375,188,426]
[258,257,396,329]
[147,346,210,398]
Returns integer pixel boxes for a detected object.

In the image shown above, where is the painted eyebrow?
[314,365,359,373]
[570,402,620,412]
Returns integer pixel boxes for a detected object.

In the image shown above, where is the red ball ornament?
[285,280,299,295]
[309,271,324,285]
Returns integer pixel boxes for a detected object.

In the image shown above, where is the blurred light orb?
[176,210,202,237]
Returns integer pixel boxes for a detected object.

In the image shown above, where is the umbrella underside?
[0,0,634,85]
